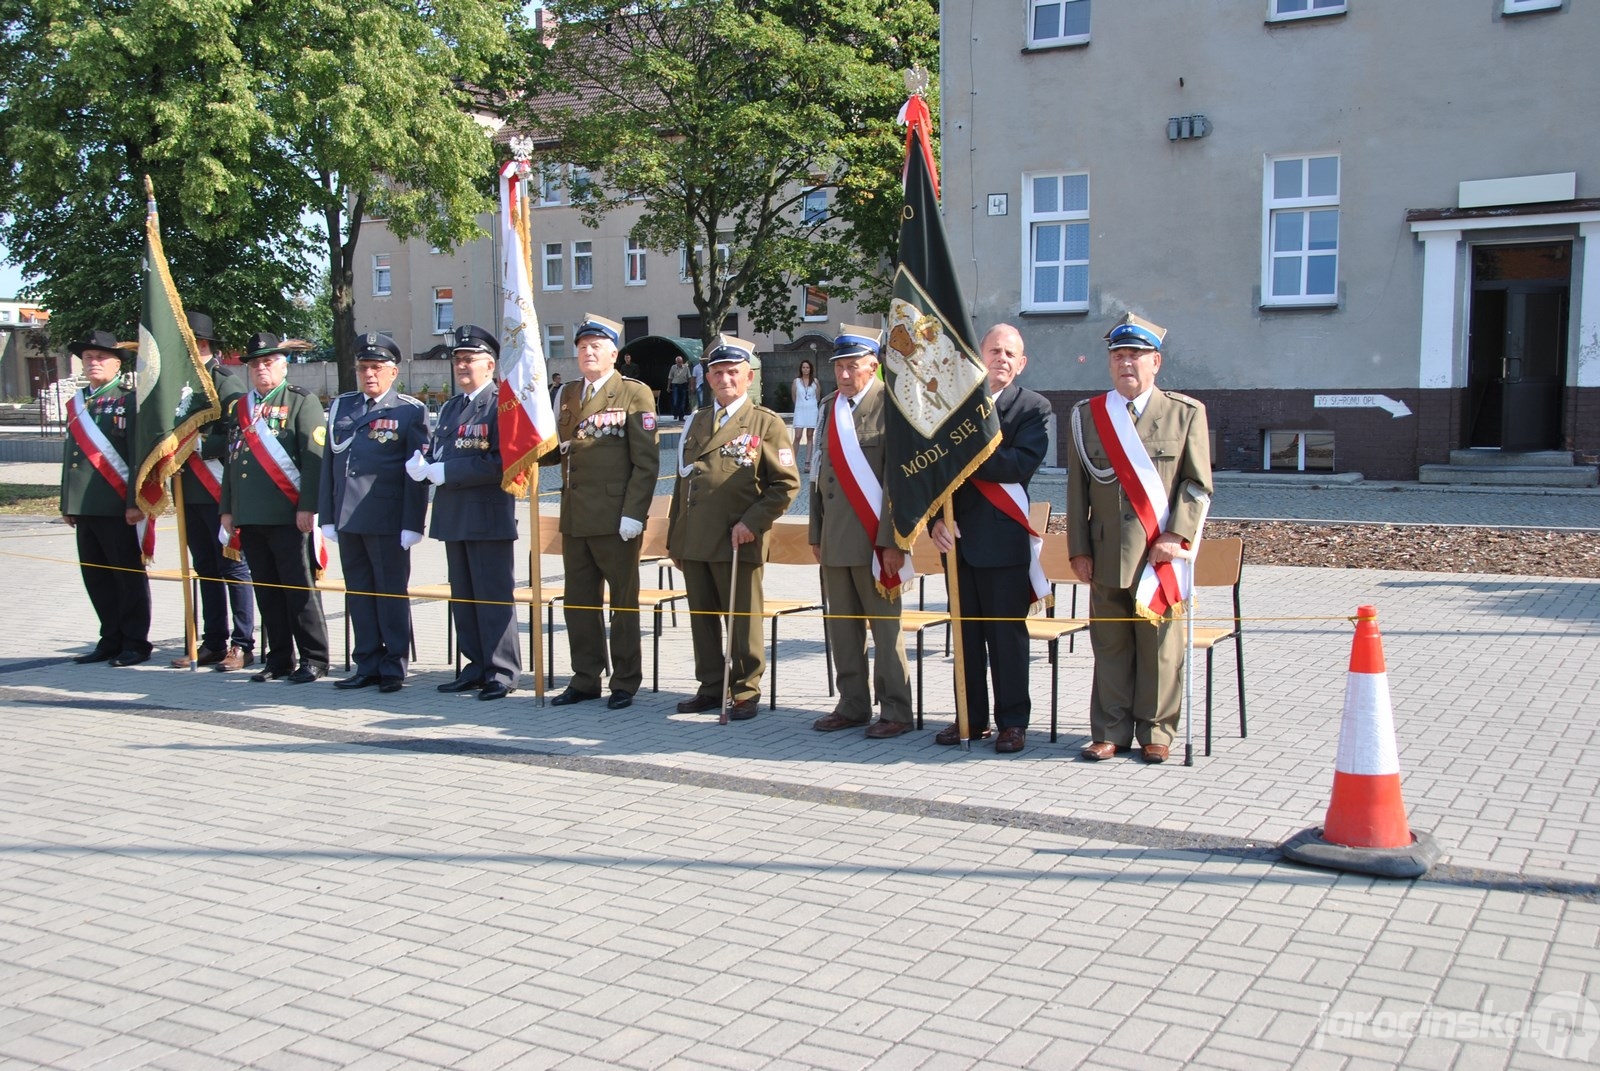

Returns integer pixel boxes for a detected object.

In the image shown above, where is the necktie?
[1127,400,1138,421]
[582,382,595,406]
[716,407,730,430]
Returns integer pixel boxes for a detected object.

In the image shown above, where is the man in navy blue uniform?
[928,324,1052,754]
[318,333,429,692]
[409,325,521,701]
[170,311,256,671]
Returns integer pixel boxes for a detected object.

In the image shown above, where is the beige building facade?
[354,167,867,412]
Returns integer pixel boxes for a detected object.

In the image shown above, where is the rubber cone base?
[1279,826,1441,880]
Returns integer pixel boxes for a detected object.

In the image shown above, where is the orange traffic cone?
[1281,605,1439,879]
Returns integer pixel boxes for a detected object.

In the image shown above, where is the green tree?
[0,0,519,389]
[520,0,939,350]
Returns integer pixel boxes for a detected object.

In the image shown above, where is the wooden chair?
[901,534,952,728]
[1025,531,1090,742]
[1190,537,1247,756]
[636,519,689,692]
[761,522,830,710]
[514,517,566,686]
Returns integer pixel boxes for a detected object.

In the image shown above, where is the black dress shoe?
[676,694,721,714]
[250,666,290,682]
[74,649,116,665]
[478,681,513,701]
[607,690,634,710]
[437,677,483,694]
[334,673,379,690]
[109,651,151,667]
[550,687,600,706]
[378,678,403,694]
[286,664,325,684]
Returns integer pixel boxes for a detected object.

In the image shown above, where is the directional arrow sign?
[1313,393,1412,418]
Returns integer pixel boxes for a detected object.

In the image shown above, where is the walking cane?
[720,529,740,725]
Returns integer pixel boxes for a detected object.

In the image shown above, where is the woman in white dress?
[790,358,820,471]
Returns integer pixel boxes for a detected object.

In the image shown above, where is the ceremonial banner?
[131,176,221,517]
[496,159,558,494]
[882,103,1000,548]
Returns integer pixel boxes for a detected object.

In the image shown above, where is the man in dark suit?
[540,314,658,710]
[409,324,521,701]
[61,331,152,666]
[170,311,256,671]
[808,325,914,739]
[318,333,429,692]
[929,323,1051,754]
[219,333,329,684]
[1068,313,1212,764]
[667,335,800,720]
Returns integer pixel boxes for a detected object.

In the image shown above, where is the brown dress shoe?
[864,720,915,739]
[994,727,1027,754]
[726,699,759,721]
[1080,741,1126,762]
[676,693,721,714]
[170,646,225,669]
[934,723,992,745]
[1141,744,1170,764]
[812,712,868,733]
[216,647,253,672]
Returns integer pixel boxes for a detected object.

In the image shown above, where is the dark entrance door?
[1466,242,1569,450]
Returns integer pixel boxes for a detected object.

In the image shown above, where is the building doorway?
[1465,242,1569,450]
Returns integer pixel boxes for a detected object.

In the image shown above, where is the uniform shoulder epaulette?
[287,384,310,396]
[1164,390,1202,408]
[399,393,426,409]
[1071,396,1092,411]
[753,403,782,418]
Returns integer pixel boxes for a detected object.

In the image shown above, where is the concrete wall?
[941,0,1599,475]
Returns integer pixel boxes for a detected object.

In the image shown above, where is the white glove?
[559,440,571,455]
[400,530,423,550]
[426,461,445,485]
[618,516,644,542]
[217,524,230,546]
[320,524,338,545]
[405,448,430,482]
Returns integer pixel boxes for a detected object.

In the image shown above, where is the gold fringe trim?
[890,427,1002,552]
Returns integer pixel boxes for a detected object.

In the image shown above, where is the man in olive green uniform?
[61,331,152,666]
[219,333,330,684]
[540,314,658,709]
[667,335,800,720]
[808,325,914,738]
[1068,313,1212,764]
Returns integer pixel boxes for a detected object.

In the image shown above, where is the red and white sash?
[826,390,914,598]
[67,389,156,560]
[183,433,224,501]
[238,388,302,505]
[969,478,1050,612]
[1089,391,1191,621]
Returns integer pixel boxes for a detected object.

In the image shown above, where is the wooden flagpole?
[171,477,198,669]
[943,500,972,749]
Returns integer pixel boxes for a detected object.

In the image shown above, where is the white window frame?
[1028,0,1090,48]
[542,241,563,291]
[538,165,563,207]
[1267,0,1346,22]
[572,240,593,290]
[1503,0,1560,13]
[372,254,392,297]
[800,283,829,323]
[625,237,647,286]
[679,242,731,284]
[545,324,566,362]
[1263,152,1341,307]
[801,188,828,226]
[432,287,454,334]
[1021,171,1090,313]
